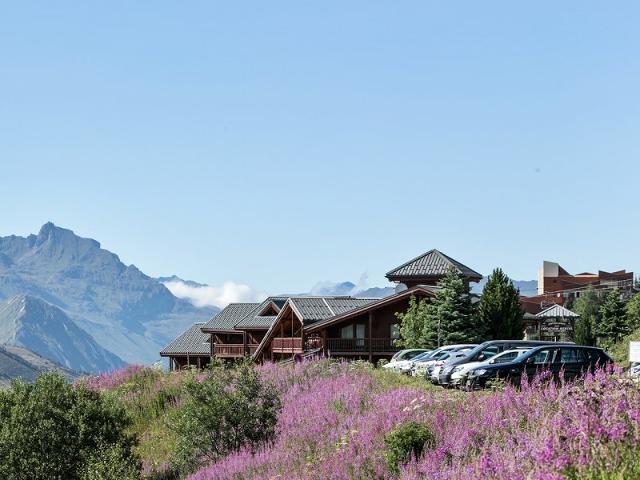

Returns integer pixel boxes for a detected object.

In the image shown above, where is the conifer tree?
[423,267,485,347]
[478,268,524,340]
[596,288,629,345]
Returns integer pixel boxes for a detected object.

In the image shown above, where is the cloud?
[163,280,268,308]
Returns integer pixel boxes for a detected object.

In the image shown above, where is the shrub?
[170,365,281,474]
[384,421,435,475]
[0,373,139,480]
[80,443,141,480]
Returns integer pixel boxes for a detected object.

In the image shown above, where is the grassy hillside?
[76,360,640,480]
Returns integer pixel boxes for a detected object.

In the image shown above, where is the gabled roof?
[306,285,438,332]
[386,249,482,281]
[160,323,210,356]
[536,304,580,318]
[289,297,377,324]
[235,297,289,330]
[201,303,261,332]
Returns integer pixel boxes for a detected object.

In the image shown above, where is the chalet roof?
[386,249,482,281]
[160,323,210,356]
[306,285,438,332]
[289,297,377,324]
[536,304,580,318]
[235,297,289,330]
[201,303,261,332]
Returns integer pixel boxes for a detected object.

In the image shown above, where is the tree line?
[395,267,524,348]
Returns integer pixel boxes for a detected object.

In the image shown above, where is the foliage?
[423,267,485,347]
[626,293,640,332]
[573,287,601,346]
[80,443,141,480]
[0,373,139,480]
[396,295,430,348]
[170,365,281,474]
[384,421,435,475]
[478,268,524,340]
[597,288,629,346]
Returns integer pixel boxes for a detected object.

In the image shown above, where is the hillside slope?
[0,344,79,388]
[0,223,217,364]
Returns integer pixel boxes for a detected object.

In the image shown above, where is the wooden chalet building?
[160,323,211,371]
[161,249,483,368]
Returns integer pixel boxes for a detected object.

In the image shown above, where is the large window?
[341,325,353,339]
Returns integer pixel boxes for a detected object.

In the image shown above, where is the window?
[560,348,586,364]
[355,324,366,339]
[531,349,552,365]
[494,352,518,364]
[390,323,400,340]
[340,325,353,339]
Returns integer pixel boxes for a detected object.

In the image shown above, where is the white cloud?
[163,280,268,308]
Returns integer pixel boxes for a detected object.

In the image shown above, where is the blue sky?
[1,2,639,298]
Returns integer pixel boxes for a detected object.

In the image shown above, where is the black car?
[465,345,613,389]
[437,340,573,387]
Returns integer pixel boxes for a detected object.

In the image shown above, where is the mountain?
[0,223,217,364]
[0,344,79,388]
[471,278,538,296]
[304,280,395,299]
[0,295,124,373]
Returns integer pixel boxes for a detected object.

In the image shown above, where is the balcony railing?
[326,338,400,353]
[214,344,258,357]
[272,337,303,354]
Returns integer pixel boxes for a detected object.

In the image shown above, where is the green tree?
[0,373,139,480]
[171,365,281,474]
[596,288,629,345]
[573,288,601,346]
[395,295,430,348]
[478,268,525,340]
[423,267,485,347]
[626,293,640,332]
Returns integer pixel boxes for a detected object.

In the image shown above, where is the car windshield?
[491,350,527,364]
[403,350,425,360]
[411,351,432,362]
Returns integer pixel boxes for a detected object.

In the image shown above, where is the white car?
[411,345,477,377]
[383,350,431,373]
[428,351,473,383]
[450,348,531,387]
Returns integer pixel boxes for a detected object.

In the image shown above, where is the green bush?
[170,365,281,474]
[0,373,139,480]
[384,421,435,475]
[80,443,141,480]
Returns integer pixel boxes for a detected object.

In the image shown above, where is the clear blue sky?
[1,2,639,295]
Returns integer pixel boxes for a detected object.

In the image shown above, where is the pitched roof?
[290,297,377,324]
[386,249,482,280]
[306,285,438,332]
[160,323,210,356]
[201,303,261,332]
[235,297,289,330]
[536,304,580,318]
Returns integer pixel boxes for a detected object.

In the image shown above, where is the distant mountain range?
[0,295,124,373]
[0,344,79,388]
[0,223,217,366]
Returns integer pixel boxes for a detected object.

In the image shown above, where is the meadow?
[80,359,640,480]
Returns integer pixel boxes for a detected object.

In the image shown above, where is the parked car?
[384,349,431,372]
[449,348,531,387]
[384,350,433,374]
[437,340,573,387]
[411,345,478,377]
[428,351,473,383]
[466,345,613,389]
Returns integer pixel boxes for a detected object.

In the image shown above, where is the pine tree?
[478,268,525,340]
[596,288,629,345]
[395,295,430,348]
[423,267,485,347]
[573,287,600,346]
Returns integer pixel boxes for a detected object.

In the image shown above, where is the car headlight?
[473,369,488,376]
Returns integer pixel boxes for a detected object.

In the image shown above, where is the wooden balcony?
[326,338,400,354]
[272,337,303,354]
[214,344,258,358]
